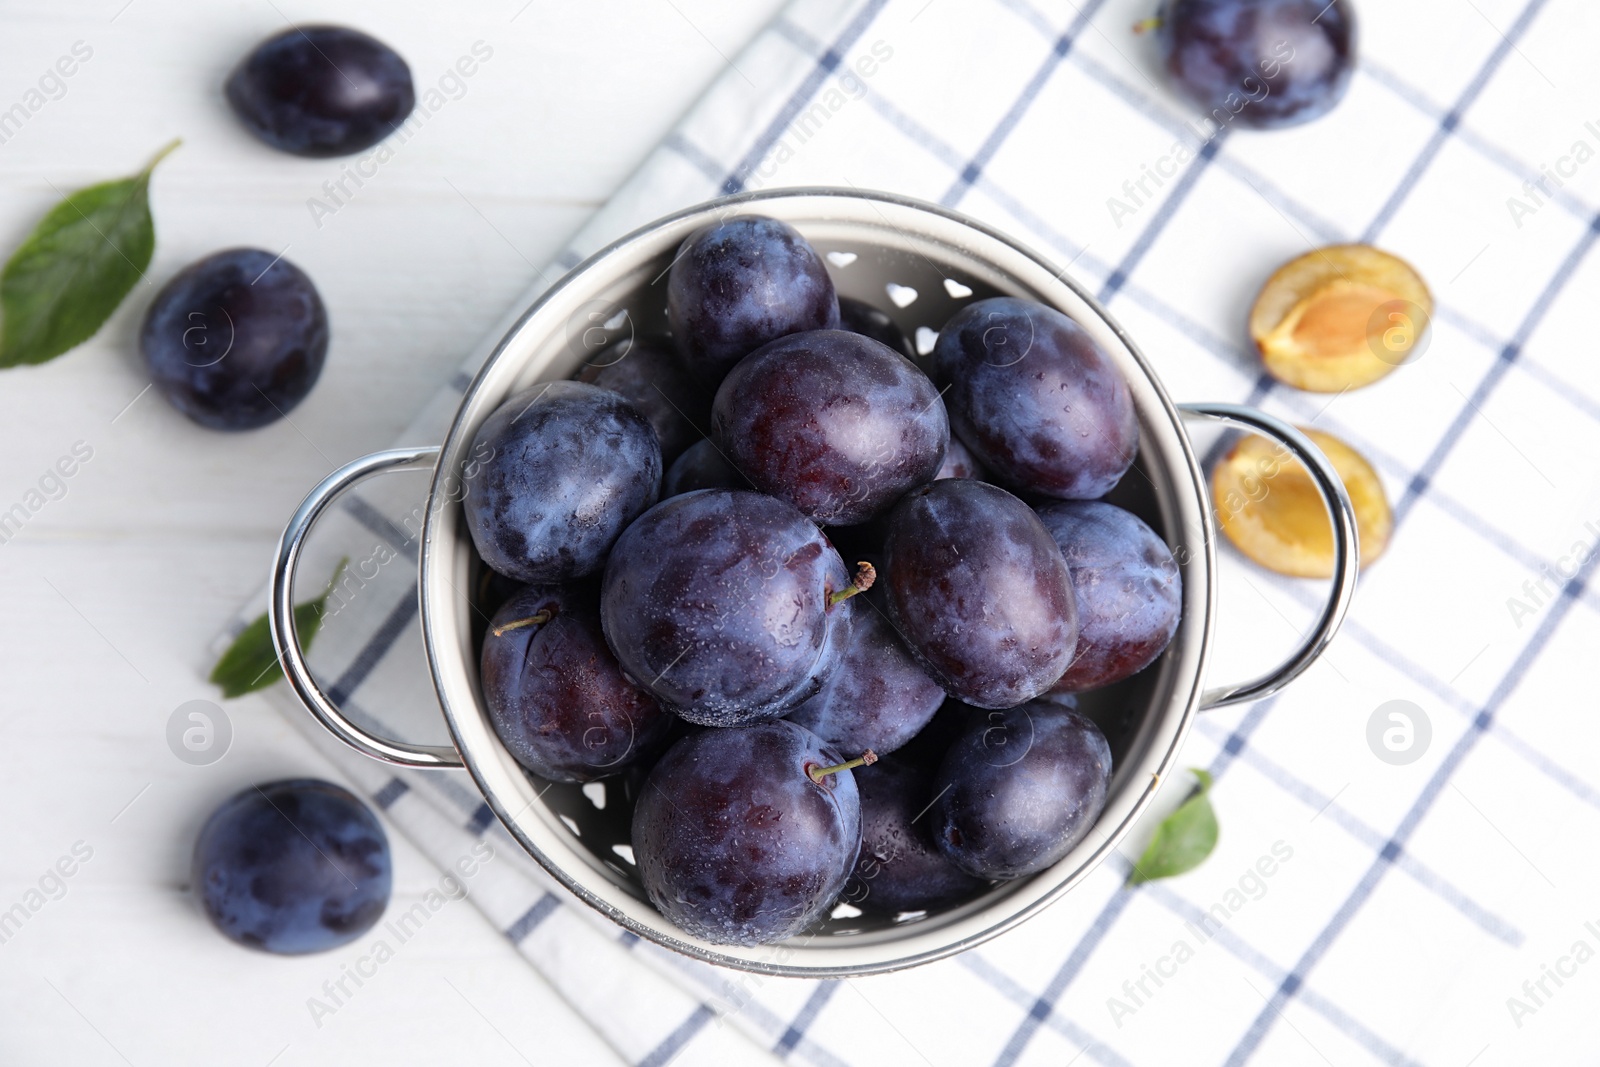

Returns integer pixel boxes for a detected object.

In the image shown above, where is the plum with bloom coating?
[631,721,863,945]
[225,25,415,157]
[786,600,944,757]
[579,338,709,464]
[931,703,1112,880]
[1037,501,1181,692]
[1154,0,1356,130]
[464,381,661,584]
[600,489,852,727]
[481,584,674,782]
[714,329,948,526]
[883,479,1079,709]
[140,248,328,430]
[932,297,1137,500]
[193,779,390,954]
[842,754,987,915]
[667,215,839,386]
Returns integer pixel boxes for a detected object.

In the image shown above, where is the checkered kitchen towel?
[220,0,1600,1062]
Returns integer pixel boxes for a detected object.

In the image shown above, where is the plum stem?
[1132,15,1162,33]
[809,749,878,783]
[828,561,877,609]
[491,610,551,637]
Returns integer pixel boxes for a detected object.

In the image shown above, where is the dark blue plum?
[464,381,661,584]
[667,216,839,386]
[932,297,1137,500]
[883,479,1078,709]
[1037,501,1182,692]
[932,704,1112,880]
[935,435,987,481]
[481,584,674,783]
[1155,0,1356,130]
[786,601,944,757]
[838,296,914,359]
[140,248,328,431]
[193,779,390,954]
[661,438,744,498]
[632,721,862,945]
[714,330,948,526]
[601,489,853,727]
[226,25,415,157]
[841,755,987,916]
[578,338,711,464]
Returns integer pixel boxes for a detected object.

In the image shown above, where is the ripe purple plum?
[1037,501,1181,692]
[713,329,948,526]
[1154,0,1357,130]
[481,583,674,782]
[883,479,1078,709]
[578,338,710,464]
[463,381,660,584]
[667,216,839,386]
[600,489,856,727]
[842,755,988,916]
[932,297,1137,500]
[786,600,945,757]
[631,721,863,945]
[932,703,1112,879]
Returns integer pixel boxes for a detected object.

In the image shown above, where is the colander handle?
[1179,403,1360,711]
[269,445,465,769]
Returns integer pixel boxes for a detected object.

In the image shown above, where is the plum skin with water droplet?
[785,599,945,756]
[630,721,862,945]
[463,381,661,584]
[713,329,949,526]
[481,583,675,783]
[882,479,1079,709]
[842,754,988,915]
[931,703,1113,880]
[578,338,710,464]
[931,297,1137,500]
[140,248,328,431]
[192,779,391,954]
[600,488,849,727]
[667,216,840,387]
[1038,501,1182,693]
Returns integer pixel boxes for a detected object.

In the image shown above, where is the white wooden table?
[0,2,786,1063]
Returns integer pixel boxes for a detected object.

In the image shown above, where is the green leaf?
[210,559,347,699]
[1,139,179,368]
[1128,768,1218,885]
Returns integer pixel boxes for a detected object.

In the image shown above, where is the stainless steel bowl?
[269,189,1358,978]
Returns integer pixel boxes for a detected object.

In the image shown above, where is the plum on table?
[226,25,415,156]
[1152,0,1357,130]
[140,248,328,430]
[193,779,390,954]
